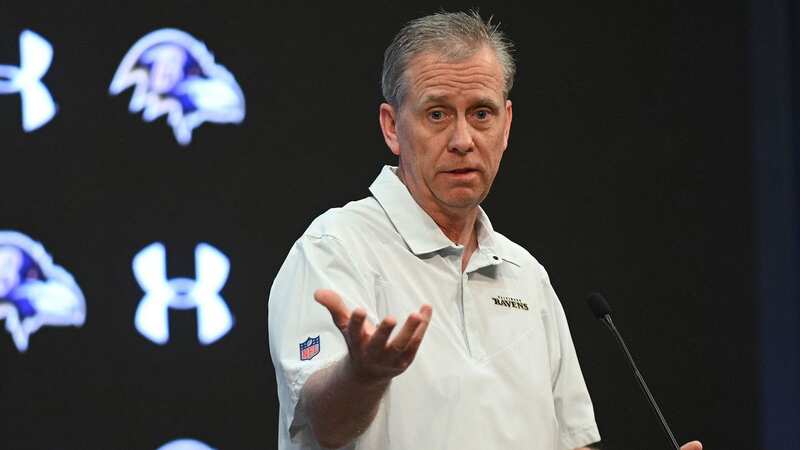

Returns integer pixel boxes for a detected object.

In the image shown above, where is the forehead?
[404,47,505,106]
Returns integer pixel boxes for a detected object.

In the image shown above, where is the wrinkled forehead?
[403,47,506,107]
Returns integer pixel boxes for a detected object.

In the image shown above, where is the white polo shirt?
[268,166,600,450]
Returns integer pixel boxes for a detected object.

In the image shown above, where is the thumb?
[314,289,351,330]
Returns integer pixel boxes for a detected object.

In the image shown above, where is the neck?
[429,207,479,247]
[396,168,480,271]
[433,208,480,273]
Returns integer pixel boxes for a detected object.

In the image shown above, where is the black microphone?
[586,292,681,450]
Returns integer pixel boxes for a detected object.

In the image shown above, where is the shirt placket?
[463,270,489,360]
[459,250,498,361]
[450,245,473,357]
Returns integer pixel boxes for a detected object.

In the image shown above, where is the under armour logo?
[0,30,56,132]
[132,242,233,345]
[157,438,216,450]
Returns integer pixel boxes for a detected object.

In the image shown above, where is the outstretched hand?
[313,288,433,384]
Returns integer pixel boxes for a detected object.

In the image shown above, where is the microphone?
[586,293,680,450]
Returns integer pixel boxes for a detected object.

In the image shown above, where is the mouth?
[445,168,479,175]
[441,168,481,182]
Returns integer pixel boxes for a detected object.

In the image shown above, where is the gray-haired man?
[269,11,703,450]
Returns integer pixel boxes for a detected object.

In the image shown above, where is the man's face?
[380,46,512,215]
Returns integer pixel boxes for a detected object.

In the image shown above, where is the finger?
[419,304,433,320]
[387,311,422,352]
[402,304,433,355]
[680,441,702,450]
[365,316,397,356]
[387,304,432,351]
[347,307,369,346]
[314,289,350,330]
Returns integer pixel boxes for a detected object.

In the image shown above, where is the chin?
[439,191,484,209]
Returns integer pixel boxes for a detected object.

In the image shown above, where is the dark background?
[1,1,796,449]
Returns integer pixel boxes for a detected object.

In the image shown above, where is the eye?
[474,109,491,121]
[428,110,445,121]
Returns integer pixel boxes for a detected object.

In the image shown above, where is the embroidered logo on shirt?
[299,336,320,361]
[492,296,529,311]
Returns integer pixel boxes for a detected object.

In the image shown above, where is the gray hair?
[381,10,516,107]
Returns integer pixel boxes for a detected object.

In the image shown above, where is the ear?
[379,102,401,156]
[502,99,513,150]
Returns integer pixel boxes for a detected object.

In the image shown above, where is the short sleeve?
[543,276,602,450]
[268,233,375,444]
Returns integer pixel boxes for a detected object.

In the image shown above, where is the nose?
[448,114,474,154]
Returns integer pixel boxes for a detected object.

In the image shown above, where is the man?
[269,11,702,450]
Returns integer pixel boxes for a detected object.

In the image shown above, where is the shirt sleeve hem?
[560,424,601,449]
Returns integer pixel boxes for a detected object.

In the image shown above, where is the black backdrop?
[1,2,760,449]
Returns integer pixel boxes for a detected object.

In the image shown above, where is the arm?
[302,289,432,449]
[300,353,389,448]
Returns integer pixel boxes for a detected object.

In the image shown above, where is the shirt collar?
[368,165,518,265]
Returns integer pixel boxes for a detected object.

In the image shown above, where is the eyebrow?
[473,97,501,110]
[418,95,501,110]
[418,94,448,106]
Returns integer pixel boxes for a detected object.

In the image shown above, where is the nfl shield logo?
[299,336,320,361]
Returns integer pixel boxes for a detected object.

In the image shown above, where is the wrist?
[341,357,393,390]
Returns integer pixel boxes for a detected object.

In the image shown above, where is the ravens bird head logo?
[0,231,85,352]
[109,29,245,146]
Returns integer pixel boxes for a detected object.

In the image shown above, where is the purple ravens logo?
[0,231,85,352]
[109,28,245,146]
